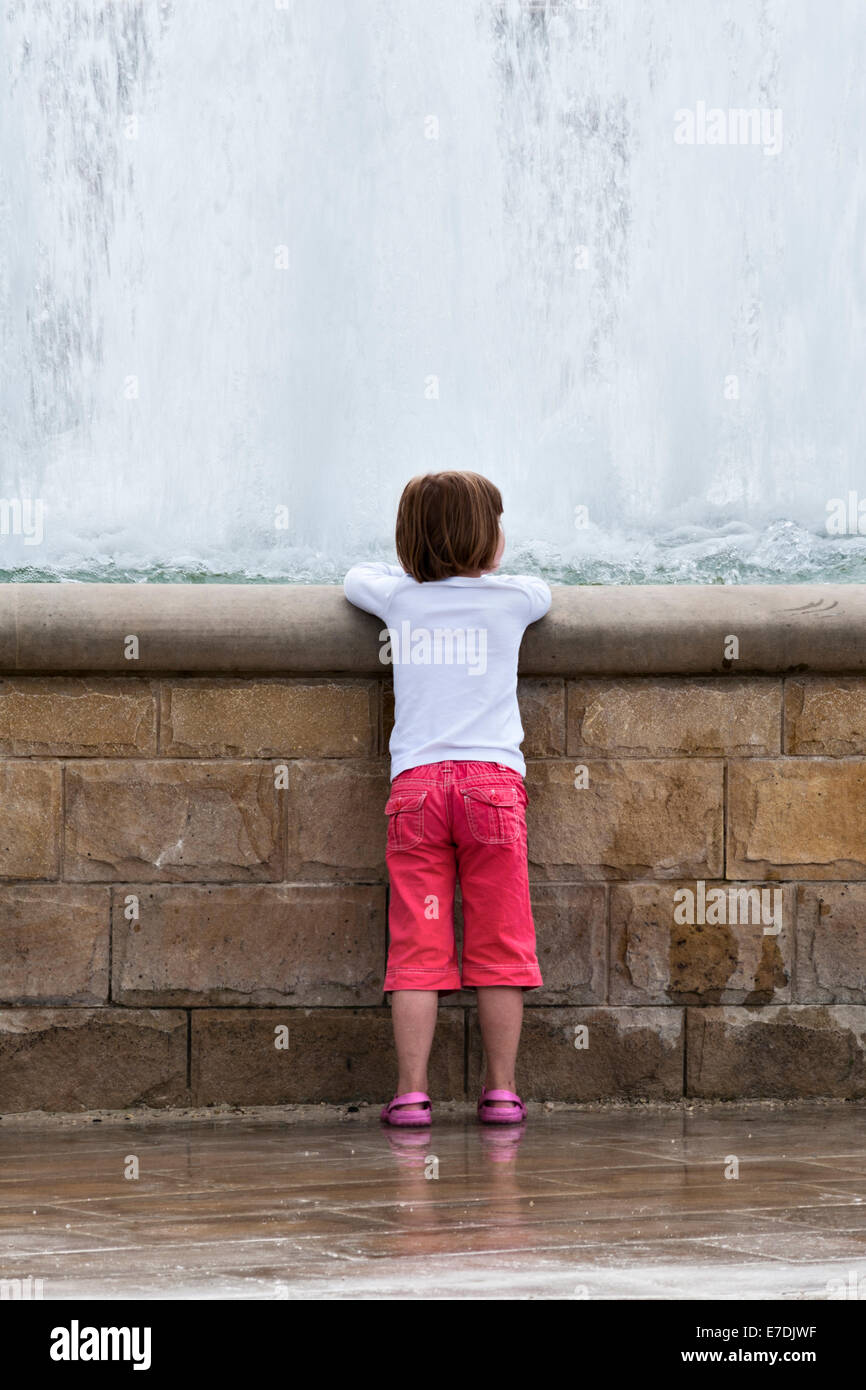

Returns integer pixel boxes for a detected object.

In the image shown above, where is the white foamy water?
[1,0,865,583]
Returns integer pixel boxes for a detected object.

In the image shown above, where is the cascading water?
[1,0,865,583]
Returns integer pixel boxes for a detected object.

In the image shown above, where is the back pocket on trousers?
[462,784,522,845]
[385,789,427,850]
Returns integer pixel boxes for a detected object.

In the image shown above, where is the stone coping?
[0,582,864,675]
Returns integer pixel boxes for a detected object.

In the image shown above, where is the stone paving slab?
[0,1103,864,1299]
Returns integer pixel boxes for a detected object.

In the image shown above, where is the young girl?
[343,471,551,1126]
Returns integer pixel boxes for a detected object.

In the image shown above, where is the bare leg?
[477,986,523,1105]
[391,989,439,1109]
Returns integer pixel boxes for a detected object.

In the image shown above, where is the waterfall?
[1,0,864,582]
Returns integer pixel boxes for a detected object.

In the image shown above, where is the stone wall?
[1,584,866,1112]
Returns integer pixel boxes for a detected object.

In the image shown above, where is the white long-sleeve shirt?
[343,562,552,780]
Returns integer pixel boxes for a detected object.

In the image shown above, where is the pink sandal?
[477,1087,527,1125]
[380,1091,432,1126]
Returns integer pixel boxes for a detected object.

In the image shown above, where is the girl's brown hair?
[395,472,503,582]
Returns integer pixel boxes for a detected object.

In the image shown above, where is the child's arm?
[494,573,552,625]
[343,561,407,620]
[521,576,552,624]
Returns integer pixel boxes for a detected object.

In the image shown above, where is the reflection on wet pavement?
[1,1103,865,1299]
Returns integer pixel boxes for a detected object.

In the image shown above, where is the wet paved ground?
[1,1103,865,1299]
